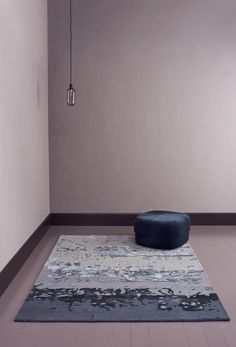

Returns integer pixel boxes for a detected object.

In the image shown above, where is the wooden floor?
[1,226,236,347]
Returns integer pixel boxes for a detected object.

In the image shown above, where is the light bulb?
[67,84,76,106]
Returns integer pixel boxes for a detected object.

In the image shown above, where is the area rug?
[15,235,230,322]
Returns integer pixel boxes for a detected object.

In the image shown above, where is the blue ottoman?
[134,211,190,250]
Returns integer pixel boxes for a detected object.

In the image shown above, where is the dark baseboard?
[50,212,236,226]
[188,213,236,225]
[0,214,50,297]
[50,213,137,226]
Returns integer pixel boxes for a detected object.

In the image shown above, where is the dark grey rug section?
[15,235,230,322]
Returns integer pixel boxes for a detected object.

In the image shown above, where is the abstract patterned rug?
[15,235,229,322]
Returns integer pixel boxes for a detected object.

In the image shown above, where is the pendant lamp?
[67,0,76,106]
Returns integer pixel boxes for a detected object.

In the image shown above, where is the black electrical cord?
[67,0,76,105]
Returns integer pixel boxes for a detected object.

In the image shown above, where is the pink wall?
[0,0,49,270]
[48,0,236,213]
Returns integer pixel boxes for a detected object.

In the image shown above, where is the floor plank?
[92,323,113,347]
[112,322,131,347]
[0,321,23,347]
[148,322,167,347]
[201,323,229,347]
[15,323,41,347]
[130,323,150,347]
[164,323,189,347]
[183,323,208,347]
[34,323,77,347]
[74,323,96,347]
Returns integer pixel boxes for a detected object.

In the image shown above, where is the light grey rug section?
[15,235,230,322]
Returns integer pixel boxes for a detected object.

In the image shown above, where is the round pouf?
[134,211,190,250]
